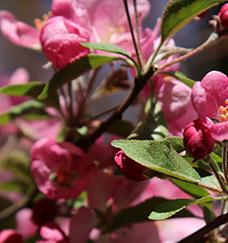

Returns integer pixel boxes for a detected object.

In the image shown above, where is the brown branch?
[177,212,228,243]
[81,66,156,150]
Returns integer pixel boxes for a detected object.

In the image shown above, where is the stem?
[66,82,74,126]
[207,156,228,195]
[157,32,219,70]
[0,188,39,222]
[76,68,100,123]
[81,66,156,150]
[222,141,228,186]
[177,212,228,243]
[133,0,143,66]
[122,0,142,71]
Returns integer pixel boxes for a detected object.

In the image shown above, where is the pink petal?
[0,11,41,50]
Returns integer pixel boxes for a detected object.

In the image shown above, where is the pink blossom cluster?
[0,0,212,242]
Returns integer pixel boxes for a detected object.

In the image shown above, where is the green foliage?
[107,120,135,138]
[38,54,121,100]
[157,71,196,88]
[103,197,195,233]
[128,98,168,140]
[111,139,203,184]
[0,82,59,108]
[149,195,227,220]
[161,0,227,44]
[0,100,50,127]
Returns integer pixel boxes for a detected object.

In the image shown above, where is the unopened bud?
[218,3,228,28]
[183,119,214,161]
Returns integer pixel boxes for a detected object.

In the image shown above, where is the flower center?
[103,23,125,42]
[219,99,228,121]
[49,164,75,187]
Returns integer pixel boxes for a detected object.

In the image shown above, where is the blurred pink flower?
[30,137,98,199]
[218,3,228,29]
[38,222,68,243]
[0,229,23,243]
[0,11,41,50]
[191,71,228,141]
[69,171,160,242]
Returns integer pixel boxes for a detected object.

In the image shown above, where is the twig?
[123,0,142,71]
[177,212,228,243]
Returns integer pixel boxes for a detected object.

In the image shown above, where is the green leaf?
[103,197,195,233]
[0,82,59,108]
[38,54,120,100]
[161,0,227,43]
[165,136,185,153]
[128,98,168,140]
[81,42,131,59]
[157,71,196,88]
[0,100,50,126]
[111,139,202,184]
[171,179,212,209]
[149,195,227,220]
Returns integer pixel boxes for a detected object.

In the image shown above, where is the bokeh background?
[0,0,228,81]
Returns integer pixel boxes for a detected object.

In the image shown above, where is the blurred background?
[0,0,228,81]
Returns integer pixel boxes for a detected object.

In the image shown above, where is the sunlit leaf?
[111,139,202,184]
[149,195,227,220]
[161,0,227,43]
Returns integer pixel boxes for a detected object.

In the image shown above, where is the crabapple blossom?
[191,71,228,141]
[183,119,214,161]
[0,229,23,243]
[40,16,90,69]
[0,11,41,50]
[30,137,98,200]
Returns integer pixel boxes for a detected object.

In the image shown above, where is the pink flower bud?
[183,119,214,161]
[40,16,90,69]
[218,3,228,28]
[114,150,148,181]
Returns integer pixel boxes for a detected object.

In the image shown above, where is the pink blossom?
[191,71,228,141]
[0,229,23,243]
[183,119,214,161]
[0,11,41,50]
[30,137,98,199]
[40,16,90,69]
[39,222,68,243]
[154,76,198,136]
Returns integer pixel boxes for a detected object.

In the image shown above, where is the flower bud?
[218,3,228,29]
[183,119,214,161]
[114,150,148,181]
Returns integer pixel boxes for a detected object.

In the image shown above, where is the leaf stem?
[122,0,142,72]
[222,141,228,186]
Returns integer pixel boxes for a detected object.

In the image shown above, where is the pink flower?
[191,71,228,141]
[154,76,198,136]
[183,119,214,161]
[114,150,149,181]
[0,11,41,50]
[39,222,68,243]
[0,229,23,243]
[30,138,98,199]
[40,16,90,69]
[218,3,228,29]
